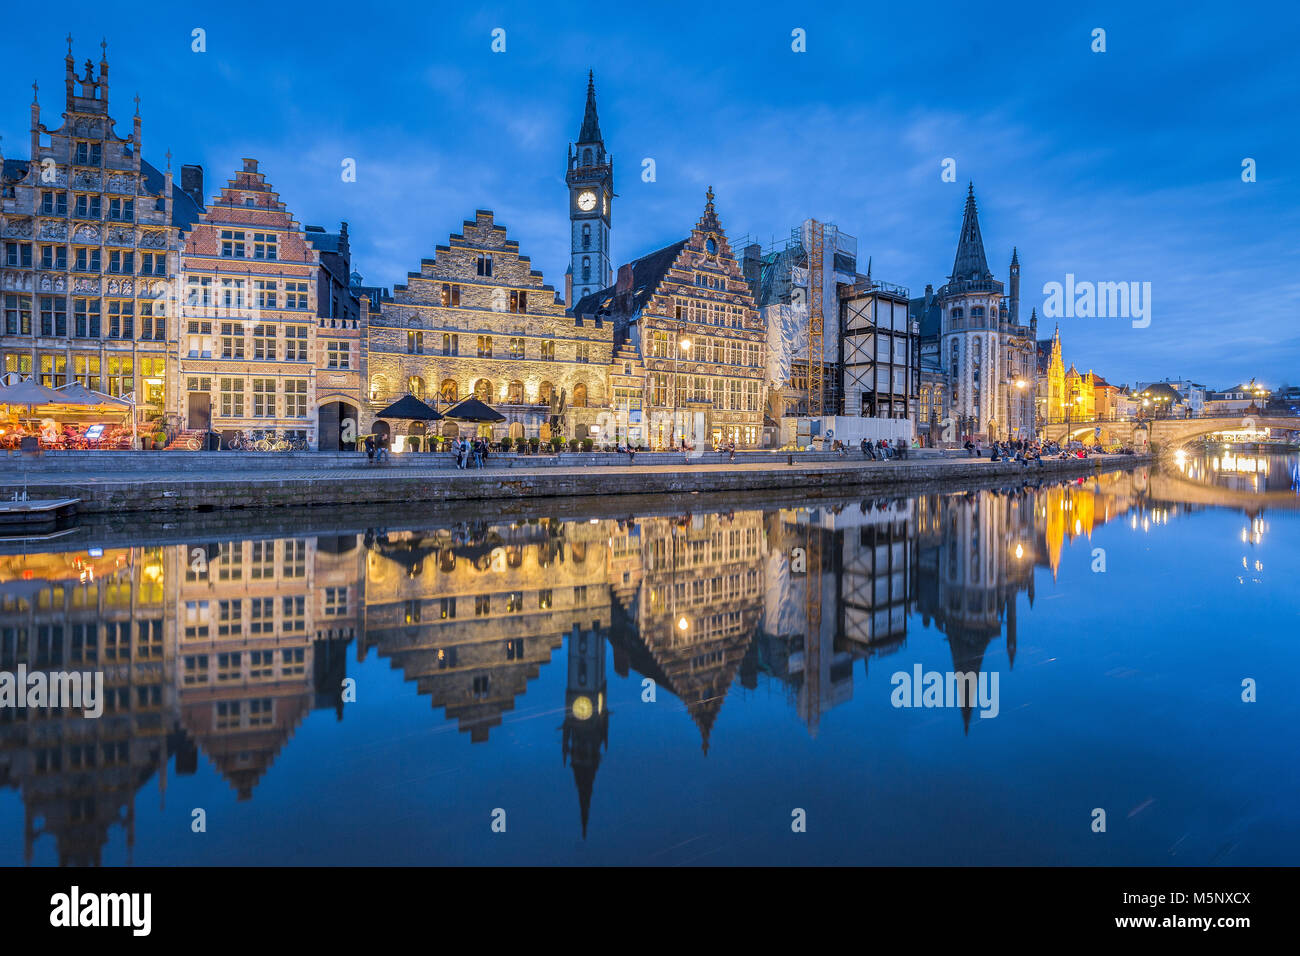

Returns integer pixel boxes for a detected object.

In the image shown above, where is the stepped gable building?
[565,71,614,308]
[913,185,1037,442]
[1,38,202,414]
[174,159,366,449]
[365,210,613,444]
[572,189,766,449]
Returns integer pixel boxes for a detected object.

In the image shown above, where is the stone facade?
[915,186,1037,442]
[365,210,613,443]
[573,190,767,448]
[0,39,202,420]
[173,159,365,448]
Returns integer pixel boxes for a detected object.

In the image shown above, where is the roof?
[140,159,204,230]
[572,239,688,319]
[950,183,992,282]
[578,71,602,144]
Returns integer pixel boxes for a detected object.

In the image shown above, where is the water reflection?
[0,462,1290,863]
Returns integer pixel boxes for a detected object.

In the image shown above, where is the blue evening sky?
[2,2,1296,387]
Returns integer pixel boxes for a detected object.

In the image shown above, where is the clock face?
[577,190,597,212]
[572,695,593,720]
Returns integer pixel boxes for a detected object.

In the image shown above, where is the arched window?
[582,256,591,281]
[407,376,425,399]
[538,381,554,405]
[507,380,524,404]
[474,379,494,402]
[951,307,964,321]
[581,223,591,249]
[572,382,588,407]
[971,306,985,319]
[439,379,459,404]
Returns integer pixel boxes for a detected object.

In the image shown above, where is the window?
[476,254,493,276]
[220,377,244,417]
[221,322,245,358]
[221,278,245,312]
[73,194,102,219]
[255,280,277,309]
[540,341,555,361]
[442,332,458,355]
[253,324,277,360]
[285,325,307,361]
[187,276,212,309]
[74,247,101,273]
[38,353,68,388]
[327,341,350,368]
[107,197,134,221]
[440,283,460,307]
[509,290,528,313]
[477,335,492,358]
[581,223,591,248]
[74,355,100,387]
[252,233,278,260]
[74,141,102,166]
[40,191,67,216]
[138,300,164,340]
[440,598,456,620]
[407,330,423,354]
[107,300,134,339]
[39,245,67,270]
[285,281,308,310]
[508,337,525,358]
[253,378,276,417]
[108,249,134,274]
[285,379,307,417]
[38,297,67,336]
[576,343,590,363]
[323,587,347,616]
[139,252,165,276]
[220,229,246,258]
[73,298,100,338]
[581,256,591,281]
[475,594,490,616]
[105,355,132,397]
[282,597,305,634]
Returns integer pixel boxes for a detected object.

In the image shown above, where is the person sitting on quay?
[365,434,376,464]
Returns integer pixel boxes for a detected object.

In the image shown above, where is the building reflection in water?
[0,467,1190,858]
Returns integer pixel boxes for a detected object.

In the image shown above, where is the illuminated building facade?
[365,210,613,443]
[0,40,202,418]
[173,159,366,449]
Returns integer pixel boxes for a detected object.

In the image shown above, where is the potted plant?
[152,430,167,450]
[500,436,513,452]
[529,437,541,453]
[582,438,594,453]
[549,436,564,453]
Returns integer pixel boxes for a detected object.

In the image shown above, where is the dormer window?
[74,141,102,166]
[476,254,493,277]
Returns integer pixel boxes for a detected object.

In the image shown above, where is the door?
[188,391,211,430]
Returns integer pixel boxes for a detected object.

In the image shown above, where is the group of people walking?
[453,437,489,469]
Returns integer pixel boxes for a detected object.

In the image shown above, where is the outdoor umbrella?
[54,381,130,407]
[374,395,444,422]
[443,397,506,423]
[0,379,68,410]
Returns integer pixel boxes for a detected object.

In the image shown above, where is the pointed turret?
[950,183,992,283]
[1008,246,1020,323]
[577,70,602,145]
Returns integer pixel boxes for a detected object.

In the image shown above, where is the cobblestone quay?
[0,449,1147,515]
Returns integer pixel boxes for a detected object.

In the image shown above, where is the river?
[1,456,1296,865]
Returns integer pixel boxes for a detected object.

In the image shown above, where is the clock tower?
[566,71,613,307]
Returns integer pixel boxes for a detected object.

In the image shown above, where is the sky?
[2,1,1297,388]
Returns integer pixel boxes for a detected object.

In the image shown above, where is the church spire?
[950,182,992,283]
[578,69,602,144]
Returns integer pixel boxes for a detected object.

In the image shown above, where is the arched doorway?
[372,420,391,443]
[572,382,588,407]
[441,422,460,438]
[317,400,360,451]
[440,379,459,404]
[509,422,524,439]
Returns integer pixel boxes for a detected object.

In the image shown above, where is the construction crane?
[808,220,825,419]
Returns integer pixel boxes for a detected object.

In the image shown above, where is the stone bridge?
[1041,415,1300,449]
